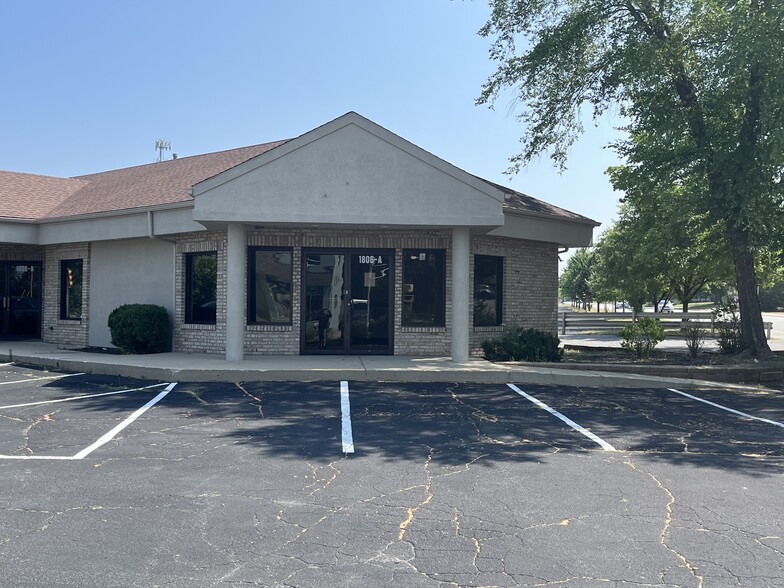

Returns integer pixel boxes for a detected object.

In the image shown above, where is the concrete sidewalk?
[0,340,766,391]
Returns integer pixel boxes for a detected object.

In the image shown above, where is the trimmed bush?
[619,317,665,359]
[108,304,171,354]
[481,325,563,362]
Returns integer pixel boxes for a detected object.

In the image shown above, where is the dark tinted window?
[185,252,217,324]
[60,259,83,320]
[402,249,445,327]
[474,255,503,326]
[248,248,293,325]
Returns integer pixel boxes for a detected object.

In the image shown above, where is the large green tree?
[478,0,784,356]
[591,218,670,312]
[605,164,734,312]
[559,247,596,309]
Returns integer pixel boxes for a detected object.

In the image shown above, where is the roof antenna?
[155,139,171,162]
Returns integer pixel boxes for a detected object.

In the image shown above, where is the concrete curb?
[1,348,765,391]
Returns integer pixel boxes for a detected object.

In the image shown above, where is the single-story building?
[0,112,598,360]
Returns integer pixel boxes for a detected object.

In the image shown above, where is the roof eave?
[503,207,601,228]
[39,201,194,224]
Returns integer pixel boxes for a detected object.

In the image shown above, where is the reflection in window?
[249,248,293,325]
[60,259,83,320]
[185,252,217,324]
[402,249,445,327]
[474,255,503,326]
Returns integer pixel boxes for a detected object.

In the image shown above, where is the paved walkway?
[0,339,769,391]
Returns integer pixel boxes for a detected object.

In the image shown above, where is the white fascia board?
[0,220,39,244]
[192,112,506,205]
[38,204,200,245]
[489,211,599,247]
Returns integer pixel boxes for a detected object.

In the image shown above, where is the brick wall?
[41,244,90,347]
[172,229,557,357]
[0,244,89,347]
[174,232,226,354]
[0,245,44,262]
[469,236,558,355]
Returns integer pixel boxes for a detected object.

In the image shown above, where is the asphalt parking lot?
[1,363,783,587]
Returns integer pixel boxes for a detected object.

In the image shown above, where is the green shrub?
[682,320,706,358]
[714,302,743,354]
[619,317,665,359]
[481,325,563,362]
[108,304,171,354]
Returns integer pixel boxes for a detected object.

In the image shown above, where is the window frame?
[401,248,446,328]
[59,259,83,321]
[473,254,504,326]
[247,246,294,326]
[184,251,218,325]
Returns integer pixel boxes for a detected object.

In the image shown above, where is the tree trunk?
[728,229,771,357]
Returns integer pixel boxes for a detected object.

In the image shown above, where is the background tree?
[478,0,784,356]
[606,164,734,313]
[559,248,595,310]
[591,220,669,312]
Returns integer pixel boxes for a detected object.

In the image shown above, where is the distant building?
[0,112,598,360]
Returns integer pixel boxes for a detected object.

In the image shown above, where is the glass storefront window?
[474,255,503,326]
[249,248,293,325]
[185,252,217,324]
[402,249,445,327]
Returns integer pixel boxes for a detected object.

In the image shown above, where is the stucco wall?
[89,238,175,348]
[194,121,505,229]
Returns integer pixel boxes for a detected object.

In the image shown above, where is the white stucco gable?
[192,112,506,229]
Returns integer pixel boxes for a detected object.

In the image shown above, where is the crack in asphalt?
[235,382,264,419]
[19,409,58,456]
[397,445,434,541]
[624,456,705,587]
[305,458,343,496]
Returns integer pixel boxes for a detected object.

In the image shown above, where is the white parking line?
[340,380,355,454]
[0,382,169,410]
[668,388,784,429]
[0,372,86,386]
[0,382,176,461]
[73,383,176,459]
[507,383,617,452]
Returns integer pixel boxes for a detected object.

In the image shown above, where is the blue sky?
[1,1,624,238]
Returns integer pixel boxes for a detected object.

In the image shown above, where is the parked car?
[656,300,675,312]
[615,301,631,311]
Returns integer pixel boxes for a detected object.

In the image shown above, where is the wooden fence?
[559,311,773,339]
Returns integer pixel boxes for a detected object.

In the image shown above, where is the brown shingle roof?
[0,171,87,220]
[43,141,288,219]
[1,136,595,227]
[480,178,599,225]
[0,141,287,221]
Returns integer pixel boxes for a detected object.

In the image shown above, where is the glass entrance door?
[0,262,42,339]
[302,250,392,354]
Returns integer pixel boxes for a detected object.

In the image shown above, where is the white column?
[225,223,246,361]
[451,226,470,362]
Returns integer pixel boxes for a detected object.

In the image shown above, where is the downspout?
[147,210,176,243]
